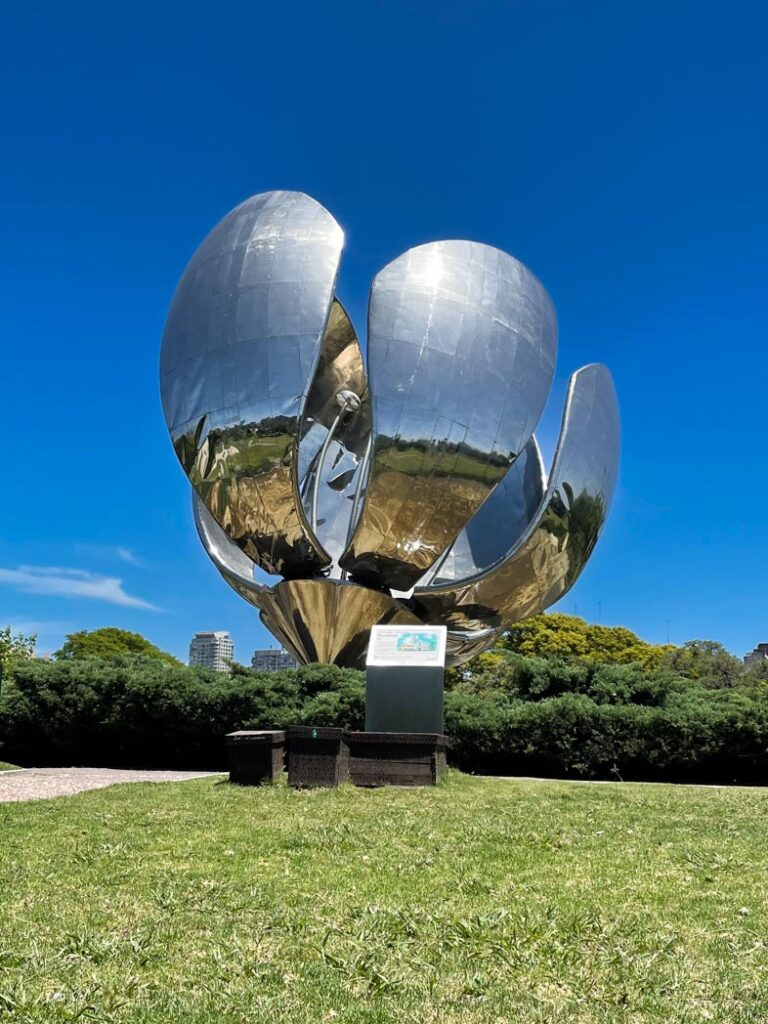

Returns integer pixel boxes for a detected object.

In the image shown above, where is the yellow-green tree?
[500,613,676,669]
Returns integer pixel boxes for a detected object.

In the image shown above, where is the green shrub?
[0,657,361,769]
[1,653,767,783]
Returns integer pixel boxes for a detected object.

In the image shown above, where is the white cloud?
[115,547,144,567]
[75,544,148,568]
[0,566,159,610]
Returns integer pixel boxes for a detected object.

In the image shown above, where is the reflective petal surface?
[424,436,545,586]
[162,194,619,670]
[193,493,266,607]
[257,579,421,669]
[411,364,620,633]
[445,628,502,668]
[297,299,371,568]
[340,241,557,592]
[160,191,343,577]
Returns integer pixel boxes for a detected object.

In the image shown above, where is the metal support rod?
[341,432,373,581]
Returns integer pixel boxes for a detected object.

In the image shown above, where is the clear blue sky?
[1,0,765,662]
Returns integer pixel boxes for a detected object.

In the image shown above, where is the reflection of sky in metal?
[193,493,264,607]
[296,299,371,571]
[339,241,557,592]
[161,191,343,578]
[412,364,620,638]
[163,191,619,668]
[426,436,545,585]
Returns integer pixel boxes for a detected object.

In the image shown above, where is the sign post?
[365,625,447,734]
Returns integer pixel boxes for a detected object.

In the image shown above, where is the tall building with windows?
[252,647,298,671]
[189,631,234,671]
[744,643,768,668]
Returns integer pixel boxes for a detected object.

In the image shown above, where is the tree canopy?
[660,640,746,689]
[500,613,676,669]
[495,614,764,688]
[54,628,181,666]
[0,626,36,683]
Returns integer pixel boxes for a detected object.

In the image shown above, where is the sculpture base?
[349,732,447,787]
[287,726,350,788]
[226,730,285,785]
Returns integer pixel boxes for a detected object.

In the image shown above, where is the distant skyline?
[1,1,766,661]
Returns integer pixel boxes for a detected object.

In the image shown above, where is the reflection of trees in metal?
[410,365,619,645]
[160,191,344,578]
[425,436,545,586]
[162,192,619,667]
[339,240,557,592]
[258,580,421,668]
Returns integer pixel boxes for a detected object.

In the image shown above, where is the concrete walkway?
[0,767,222,804]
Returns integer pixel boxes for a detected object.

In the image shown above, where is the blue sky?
[1,0,765,662]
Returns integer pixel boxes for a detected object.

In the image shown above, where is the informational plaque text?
[367,625,447,668]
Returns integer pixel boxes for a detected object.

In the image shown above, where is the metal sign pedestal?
[363,626,448,783]
[365,667,444,734]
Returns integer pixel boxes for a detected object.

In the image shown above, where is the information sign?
[367,625,447,668]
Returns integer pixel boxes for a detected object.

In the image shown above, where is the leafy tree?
[54,628,181,666]
[500,613,676,669]
[743,659,768,685]
[0,626,36,687]
[660,640,745,689]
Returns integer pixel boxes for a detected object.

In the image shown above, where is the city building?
[189,631,234,671]
[252,647,298,671]
[744,643,768,668]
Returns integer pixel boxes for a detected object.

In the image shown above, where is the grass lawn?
[0,761,19,771]
[1,774,767,1023]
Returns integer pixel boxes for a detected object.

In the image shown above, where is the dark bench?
[348,732,447,787]
[286,726,350,788]
[226,730,285,785]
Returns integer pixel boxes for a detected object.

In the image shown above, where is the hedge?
[1,656,767,784]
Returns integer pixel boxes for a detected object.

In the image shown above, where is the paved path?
[0,767,222,804]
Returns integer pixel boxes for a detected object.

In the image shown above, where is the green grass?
[1,773,768,1023]
[0,761,19,771]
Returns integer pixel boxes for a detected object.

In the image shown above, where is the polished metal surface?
[193,493,265,607]
[161,191,343,577]
[445,627,502,666]
[257,579,421,668]
[194,495,417,670]
[410,364,620,636]
[424,435,545,586]
[339,241,557,591]
[163,192,619,669]
[297,299,371,570]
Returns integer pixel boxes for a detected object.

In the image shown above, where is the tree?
[660,640,745,689]
[0,626,36,686]
[54,628,181,666]
[743,659,768,685]
[500,613,676,669]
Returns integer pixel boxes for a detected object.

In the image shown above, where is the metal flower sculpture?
[161,191,619,668]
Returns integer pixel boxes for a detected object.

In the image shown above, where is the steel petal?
[161,191,343,577]
[410,364,620,632]
[340,241,557,591]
